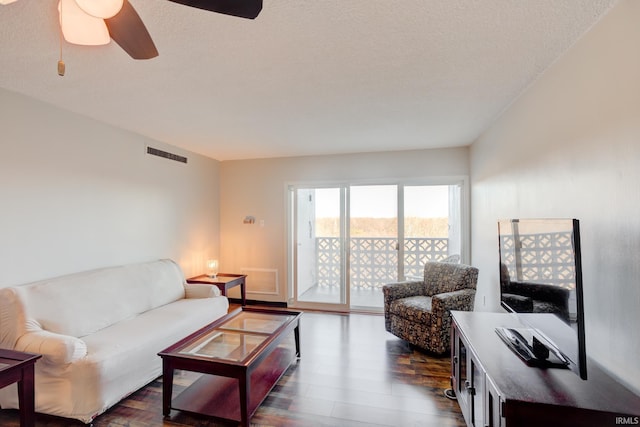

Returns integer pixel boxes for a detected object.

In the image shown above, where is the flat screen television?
[497,218,587,380]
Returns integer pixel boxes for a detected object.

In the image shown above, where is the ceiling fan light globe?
[59,0,110,46]
[74,0,123,19]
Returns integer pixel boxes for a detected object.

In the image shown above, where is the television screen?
[497,218,587,379]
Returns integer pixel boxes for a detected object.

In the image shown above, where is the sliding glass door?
[291,186,349,311]
[402,184,462,280]
[349,185,398,309]
[288,181,466,312]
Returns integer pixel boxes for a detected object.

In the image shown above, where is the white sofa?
[0,259,229,423]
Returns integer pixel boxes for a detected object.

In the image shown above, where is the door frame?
[287,183,351,312]
[286,176,469,312]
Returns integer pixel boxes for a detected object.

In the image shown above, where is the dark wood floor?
[0,307,465,426]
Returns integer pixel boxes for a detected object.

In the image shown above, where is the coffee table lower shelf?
[169,346,294,424]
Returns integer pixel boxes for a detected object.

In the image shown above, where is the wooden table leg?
[294,324,301,358]
[162,362,174,416]
[239,372,250,426]
[17,365,36,427]
[240,277,247,306]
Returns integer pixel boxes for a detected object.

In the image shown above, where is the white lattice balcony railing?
[316,237,449,290]
[316,233,577,291]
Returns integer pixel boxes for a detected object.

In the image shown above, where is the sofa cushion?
[15,259,185,338]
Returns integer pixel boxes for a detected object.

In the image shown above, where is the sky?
[313,185,451,218]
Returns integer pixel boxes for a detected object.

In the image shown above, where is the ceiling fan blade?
[105,0,158,59]
[168,0,262,19]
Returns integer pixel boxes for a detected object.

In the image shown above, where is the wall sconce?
[206,259,219,278]
[243,216,256,225]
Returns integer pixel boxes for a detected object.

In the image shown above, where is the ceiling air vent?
[146,146,187,164]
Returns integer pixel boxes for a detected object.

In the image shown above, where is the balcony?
[297,232,576,310]
[298,237,451,309]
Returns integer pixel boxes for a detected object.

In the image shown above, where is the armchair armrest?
[14,323,87,365]
[382,281,424,305]
[431,288,476,318]
[184,283,221,299]
[382,280,424,332]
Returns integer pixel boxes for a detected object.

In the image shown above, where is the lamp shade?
[206,259,219,278]
[75,0,124,19]
[0,0,20,5]
[59,0,110,46]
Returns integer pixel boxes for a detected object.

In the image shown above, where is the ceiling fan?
[0,0,262,60]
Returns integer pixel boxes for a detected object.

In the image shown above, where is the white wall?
[0,88,220,286]
[220,148,469,302]
[470,0,640,392]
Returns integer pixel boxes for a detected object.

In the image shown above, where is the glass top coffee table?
[158,307,301,426]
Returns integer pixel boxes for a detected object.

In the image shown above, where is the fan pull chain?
[58,0,65,76]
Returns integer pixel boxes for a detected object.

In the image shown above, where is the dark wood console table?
[187,274,247,306]
[0,349,41,427]
[450,311,640,427]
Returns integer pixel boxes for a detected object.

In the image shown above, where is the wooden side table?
[0,349,41,427]
[187,273,247,306]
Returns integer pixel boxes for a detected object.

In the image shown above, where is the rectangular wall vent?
[146,146,187,164]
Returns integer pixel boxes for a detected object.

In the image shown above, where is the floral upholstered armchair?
[383,261,479,354]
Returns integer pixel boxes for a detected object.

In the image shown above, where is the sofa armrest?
[184,283,221,299]
[0,287,28,349]
[15,326,87,365]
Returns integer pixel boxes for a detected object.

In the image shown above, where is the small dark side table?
[0,349,41,427]
[187,274,247,306]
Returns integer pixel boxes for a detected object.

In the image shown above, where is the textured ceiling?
[0,0,618,160]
